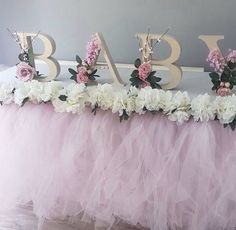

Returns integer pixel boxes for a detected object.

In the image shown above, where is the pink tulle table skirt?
[0,103,236,230]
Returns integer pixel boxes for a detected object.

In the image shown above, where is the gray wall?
[1,0,236,69]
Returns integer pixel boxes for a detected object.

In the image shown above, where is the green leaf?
[231,77,236,85]
[21,97,29,107]
[59,95,67,101]
[221,72,230,82]
[148,71,157,77]
[68,68,77,76]
[70,75,77,82]
[130,77,143,85]
[230,122,236,131]
[232,71,236,77]
[93,74,100,77]
[89,75,96,81]
[209,72,219,80]
[131,69,138,78]
[149,75,161,83]
[89,69,97,76]
[76,55,82,64]
[228,61,236,70]
[150,82,161,89]
[134,58,141,68]
[119,110,129,122]
[212,85,218,91]
[92,104,98,115]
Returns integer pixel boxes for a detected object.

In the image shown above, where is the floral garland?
[207,49,236,96]
[68,35,101,84]
[1,80,236,130]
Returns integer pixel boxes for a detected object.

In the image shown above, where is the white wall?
[0,0,236,69]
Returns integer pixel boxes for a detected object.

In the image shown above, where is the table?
[0,65,235,230]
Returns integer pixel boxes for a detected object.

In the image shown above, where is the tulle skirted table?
[0,102,236,230]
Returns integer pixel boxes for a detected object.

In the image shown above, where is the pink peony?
[207,49,225,72]
[226,49,236,63]
[16,62,36,81]
[217,87,231,96]
[77,66,89,83]
[138,62,152,81]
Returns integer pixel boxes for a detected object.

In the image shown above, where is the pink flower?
[226,49,236,63]
[217,87,231,96]
[86,35,101,66]
[207,49,225,72]
[141,81,151,88]
[77,66,89,83]
[138,62,152,81]
[16,62,36,81]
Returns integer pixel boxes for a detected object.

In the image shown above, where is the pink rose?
[16,62,36,81]
[77,66,89,83]
[207,49,225,72]
[141,81,151,88]
[217,87,231,96]
[138,62,152,81]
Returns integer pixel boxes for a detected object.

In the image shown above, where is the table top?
[0,62,213,98]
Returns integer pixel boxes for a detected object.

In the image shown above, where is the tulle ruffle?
[0,103,236,230]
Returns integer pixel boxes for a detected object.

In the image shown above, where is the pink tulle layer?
[0,103,236,230]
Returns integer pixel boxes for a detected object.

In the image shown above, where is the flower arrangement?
[1,81,236,130]
[130,29,169,89]
[207,49,236,96]
[8,29,41,82]
[68,34,101,84]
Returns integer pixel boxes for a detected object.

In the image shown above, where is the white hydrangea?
[65,83,87,114]
[160,90,174,113]
[191,94,216,122]
[14,82,31,106]
[28,80,44,103]
[172,91,191,110]
[40,81,63,102]
[52,83,87,114]
[0,83,15,104]
[112,90,129,116]
[87,84,114,110]
[213,95,236,124]
[168,110,190,125]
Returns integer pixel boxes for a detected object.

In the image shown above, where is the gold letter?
[136,33,182,90]
[199,35,224,54]
[95,33,125,85]
[18,32,61,82]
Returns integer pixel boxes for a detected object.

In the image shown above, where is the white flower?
[172,91,191,110]
[87,84,114,110]
[28,80,44,103]
[213,95,236,124]
[168,110,190,125]
[40,81,63,102]
[53,83,87,114]
[65,83,87,114]
[191,94,215,122]
[0,83,15,104]
[14,82,31,106]
[112,90,129,116]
